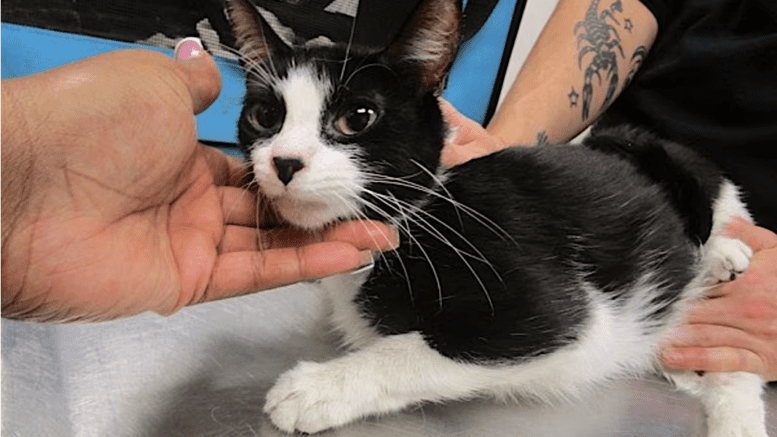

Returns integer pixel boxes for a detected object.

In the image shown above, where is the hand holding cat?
[440,99,509,168]
[663,218,777,381]
[1,45,398,322]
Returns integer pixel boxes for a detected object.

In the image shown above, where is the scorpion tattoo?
[574,0,626,120]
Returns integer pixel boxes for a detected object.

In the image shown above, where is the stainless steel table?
[3,283,776,436]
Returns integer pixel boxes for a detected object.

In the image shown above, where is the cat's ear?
[226,0,291,68]
[384,0,462,91]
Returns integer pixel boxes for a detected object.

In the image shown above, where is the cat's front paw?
[704,236,753,285]
[708,420,769,437]
[265,361,366,434]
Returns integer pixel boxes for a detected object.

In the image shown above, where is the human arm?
[1,45,397,322]
[442,0,658,167]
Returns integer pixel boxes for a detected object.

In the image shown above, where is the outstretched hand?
[663,218,777,381]
[1,45,397,322]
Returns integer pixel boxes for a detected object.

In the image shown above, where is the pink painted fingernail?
[174,37,204,60]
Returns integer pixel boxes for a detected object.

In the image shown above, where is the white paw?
[704,236,753,285]
[264,361,367,434]
[708,420,769,437]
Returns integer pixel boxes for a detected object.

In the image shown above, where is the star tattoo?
[568,88,580,107]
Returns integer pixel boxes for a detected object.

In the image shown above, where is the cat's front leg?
[264,332,483,434]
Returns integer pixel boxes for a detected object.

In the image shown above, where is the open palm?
[2,49,395,322]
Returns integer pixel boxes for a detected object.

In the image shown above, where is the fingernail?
[351,251,376,275]
[387,226,401,251]
[174,37,204,60]
[359,250,376,266]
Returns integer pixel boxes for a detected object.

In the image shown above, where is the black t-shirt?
[599,0,777,232]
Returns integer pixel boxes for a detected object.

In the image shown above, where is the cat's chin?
[273,197,351,231]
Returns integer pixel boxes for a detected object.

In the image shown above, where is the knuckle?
[294,246,309,279]
[251,252,270,287]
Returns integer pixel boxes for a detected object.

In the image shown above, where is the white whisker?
[340,8,358,82]
[363,187,497,315]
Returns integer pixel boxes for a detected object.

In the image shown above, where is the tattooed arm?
[443,0,657,166]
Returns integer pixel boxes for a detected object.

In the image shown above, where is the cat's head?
[227,0,461,230]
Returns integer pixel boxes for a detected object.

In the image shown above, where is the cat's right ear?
[226,0,291,68]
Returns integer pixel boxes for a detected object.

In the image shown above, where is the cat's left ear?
[384,0,462,92]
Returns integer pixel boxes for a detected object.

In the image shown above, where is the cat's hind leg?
[668,181,766,437]
[667,370,767,437]
[701,180,754,284]
[703,235,753,284]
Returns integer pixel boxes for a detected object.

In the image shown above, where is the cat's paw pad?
[704,236,753,284]
[264,361,361,434]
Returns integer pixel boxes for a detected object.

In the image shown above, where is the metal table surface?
[3,282,776,437]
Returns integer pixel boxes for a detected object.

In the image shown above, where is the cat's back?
[445,140,682,247]
[358,138,700,361]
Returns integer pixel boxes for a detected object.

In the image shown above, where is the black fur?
[585,126,724,244]
[358,136,701,361]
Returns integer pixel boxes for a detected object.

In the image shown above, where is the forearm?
[487,0,658,145]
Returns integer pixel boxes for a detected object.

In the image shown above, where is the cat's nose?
[273,157,306,186]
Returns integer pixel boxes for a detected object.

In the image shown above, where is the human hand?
[662,218,777,381]
[439,100,508,168]
[1,43,398,322]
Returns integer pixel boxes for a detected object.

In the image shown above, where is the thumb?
[173,38,222,114]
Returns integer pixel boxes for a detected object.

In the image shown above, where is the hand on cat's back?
[663,218,777,381]
[439,99,509,168]
[1,44,398,323]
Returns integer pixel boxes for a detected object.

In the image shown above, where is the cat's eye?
[334,106,379,136]
[247,99,284,132]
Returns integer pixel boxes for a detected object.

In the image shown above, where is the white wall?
[497,0,560,108]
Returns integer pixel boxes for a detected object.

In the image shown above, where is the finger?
[439,98,464,128]
[686,293,777,341]
[440,102,484,146]
[725,217,777,252]
[220,187,258,227]
[173,38,222,114]
[663,323,764,353]
[221,226,260,252]
[220,221,400,253]
[201,144,252,187]
[441,143,490,168]
[203,243,373,301]
[220,225,318,252]
[323,221,400,252]
[661,346,765,375]
[685,294,755,331]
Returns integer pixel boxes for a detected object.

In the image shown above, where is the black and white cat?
[225,0,767,435]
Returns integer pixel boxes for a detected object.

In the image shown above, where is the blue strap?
[2,23,245,146]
